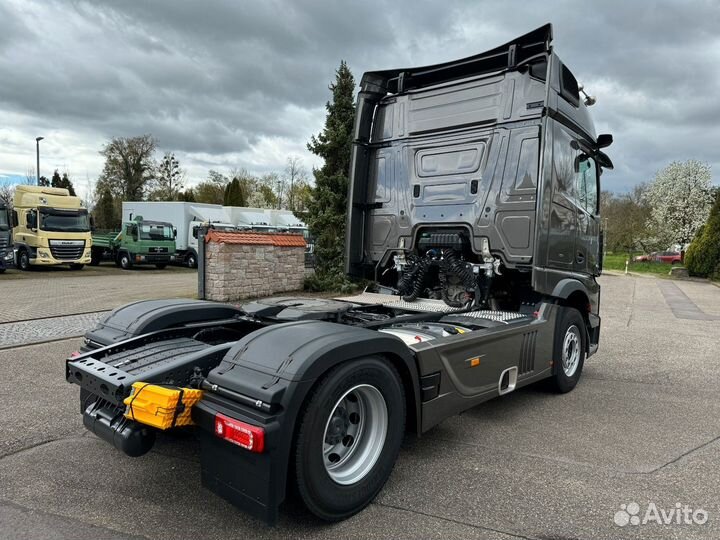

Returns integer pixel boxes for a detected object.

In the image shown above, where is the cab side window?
[575,156,598,215]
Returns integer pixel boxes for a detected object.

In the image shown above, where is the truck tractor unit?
[122,201,236,268]
[90,216,176,269]
[66,25,612,525]
[0,202,12,272]
[12,185,92,270]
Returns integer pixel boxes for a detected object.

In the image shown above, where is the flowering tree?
[645,160,714,248]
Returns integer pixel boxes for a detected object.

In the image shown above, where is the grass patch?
[603,253,675,275]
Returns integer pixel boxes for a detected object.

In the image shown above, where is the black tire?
[119,252,133,269]
[18,250,32,271]
[89,249,101,266]
[294,357,405,521]
[155,263,167,269]
[548,307,586,393]
[69,264,84,270]
[186,253,197,269]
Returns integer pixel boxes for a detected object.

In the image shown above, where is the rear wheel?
[294,357,405,521]
[186,253,197,269]
[18,249,31,271]
[548,307,586,393]
[119,252,133,270]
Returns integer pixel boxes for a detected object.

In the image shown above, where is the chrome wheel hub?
[562,324,581,377]
[322,384,388,485]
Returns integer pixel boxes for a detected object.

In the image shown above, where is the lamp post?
[35,136,44,185]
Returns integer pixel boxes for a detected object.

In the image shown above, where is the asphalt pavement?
[0,274,718,539]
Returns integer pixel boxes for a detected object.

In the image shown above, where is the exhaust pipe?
[83,400,156,457]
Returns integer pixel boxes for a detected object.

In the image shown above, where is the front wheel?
[18,250,32,271]
[119,252,133,270]
[294,357,405,521]
[548,307,586,393]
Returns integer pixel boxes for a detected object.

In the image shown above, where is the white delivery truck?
[122,202,236,268]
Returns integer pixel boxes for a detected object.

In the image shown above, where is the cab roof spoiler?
[360,23,553,95]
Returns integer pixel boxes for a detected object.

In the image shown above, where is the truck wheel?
[548,307,586,393]
[186,253,197,268]
[89,249,101,266]
[119,252,133,270]
[18,250,32,271]
[69,264,84,270]
[294,357,405,521]
[155,263,167,269]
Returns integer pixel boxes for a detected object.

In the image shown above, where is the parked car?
[633,253,654,262]
[653,251,682,264]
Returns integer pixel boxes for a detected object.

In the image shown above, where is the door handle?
[576,251,585,263]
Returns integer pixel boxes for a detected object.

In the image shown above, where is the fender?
[550,277,589,300]
[83,298,243,348]
[195,320,421,524]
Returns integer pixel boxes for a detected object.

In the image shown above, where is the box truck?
[122,202,236,268]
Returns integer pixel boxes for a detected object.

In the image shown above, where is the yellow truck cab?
[12,185,92,270]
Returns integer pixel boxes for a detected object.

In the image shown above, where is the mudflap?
[197,429,279,524]
[192,386,311,525]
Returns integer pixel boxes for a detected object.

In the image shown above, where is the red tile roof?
[206,230,306,247]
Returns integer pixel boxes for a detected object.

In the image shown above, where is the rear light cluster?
[214,413,265,453]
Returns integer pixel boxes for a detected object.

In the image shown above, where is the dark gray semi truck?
[0,202,11,272]
[66,24,612,524]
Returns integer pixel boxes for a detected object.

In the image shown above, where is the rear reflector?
[214,413,265,453]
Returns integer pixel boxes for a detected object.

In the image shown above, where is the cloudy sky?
[1,0,719,199]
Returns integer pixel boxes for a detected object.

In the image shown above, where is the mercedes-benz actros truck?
[66,24,612,525]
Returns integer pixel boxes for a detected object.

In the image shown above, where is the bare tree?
[96,135,157,201]
[0,180,16,206]
[284,156,307,211]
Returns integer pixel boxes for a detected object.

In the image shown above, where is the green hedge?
[685,194,720,279]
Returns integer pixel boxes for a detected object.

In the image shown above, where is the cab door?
[546,122,577,270]
[574,156,600,275]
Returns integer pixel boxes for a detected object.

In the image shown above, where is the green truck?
[90,217,176,269]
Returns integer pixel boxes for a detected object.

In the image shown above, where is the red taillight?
[70,351,81,358]
[214,413,265,453]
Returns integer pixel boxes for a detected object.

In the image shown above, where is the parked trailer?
[66,25,613,524]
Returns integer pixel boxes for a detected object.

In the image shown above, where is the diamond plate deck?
[334,292,465,313]
[334,292,531,323]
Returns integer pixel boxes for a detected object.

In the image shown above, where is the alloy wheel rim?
[322,384,388,485]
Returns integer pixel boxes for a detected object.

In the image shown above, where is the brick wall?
[204,231,306,302]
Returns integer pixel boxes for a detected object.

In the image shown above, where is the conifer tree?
[305,61,356,287]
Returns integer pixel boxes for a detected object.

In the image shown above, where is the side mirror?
[596,134,613,149]
[173,228,177,238]
[27,212,37,230]
[11,210,18,228]
[596,151,614,170]
[89,216,96,232]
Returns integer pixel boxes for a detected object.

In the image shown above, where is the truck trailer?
[66,25,612,524]
[12,185,92,270]
[122,201,236,268]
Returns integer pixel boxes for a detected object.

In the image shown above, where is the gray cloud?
[0,0,718,194]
